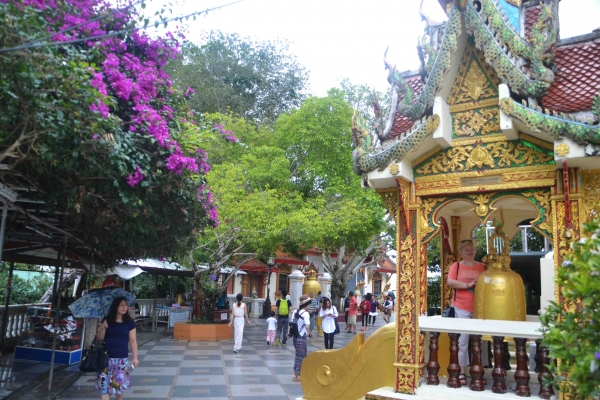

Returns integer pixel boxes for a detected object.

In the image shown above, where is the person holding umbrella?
[95,297,138,400]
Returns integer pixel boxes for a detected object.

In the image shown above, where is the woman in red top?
[447,239,486,386]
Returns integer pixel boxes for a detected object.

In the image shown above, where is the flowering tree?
[0,0,228,262]
[540,218,600,399]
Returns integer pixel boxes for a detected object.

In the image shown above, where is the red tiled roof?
[389,75,424,138]
[378,257,397,274]
[540,38,600,113]
[524,5,541,43]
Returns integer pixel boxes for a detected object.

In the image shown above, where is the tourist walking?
[360,293,371,331]
[275,289,292,347]
[382,295,394,323]
[319,297,339,349]
[308,292,318,335]
[292,295,312,382]
[368,295,379,326]
[343,291,352,331]
[447,239,486,386]
[95,297,139,400]
[347,292,358,334]
[229,293,251,353]
[266,311,277,346]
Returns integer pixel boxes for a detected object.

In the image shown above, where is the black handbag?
[333,320,340,334]
[79,340,109,373]
[442,263,460,318]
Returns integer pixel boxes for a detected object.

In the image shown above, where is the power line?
[0,0,244,54]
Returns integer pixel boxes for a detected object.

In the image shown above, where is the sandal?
[292,375,301,382]
[458,373,467,386]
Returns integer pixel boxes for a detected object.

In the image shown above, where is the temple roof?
[389,74,424,137]
[541,36,600,113]
[524,4,542,42]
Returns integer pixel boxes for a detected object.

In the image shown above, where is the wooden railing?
[419,316,554,399]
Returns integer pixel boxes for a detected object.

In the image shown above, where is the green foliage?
[0,267,53,305]
[167,32,309,124]
[427,275,441,309]
[427,235,441,273]
[130,274,188,300]
[338,78,390,137]
[540,219,600,399]
[0,2,215,263]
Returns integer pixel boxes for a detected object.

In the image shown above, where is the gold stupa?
[473,211,526,321]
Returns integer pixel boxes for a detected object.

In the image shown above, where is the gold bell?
[473,214,526,321]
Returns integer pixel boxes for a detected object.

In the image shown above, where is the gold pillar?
[241,275,248,297]
[392,181,424,394]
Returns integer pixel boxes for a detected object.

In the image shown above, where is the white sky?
[146,0,600,96]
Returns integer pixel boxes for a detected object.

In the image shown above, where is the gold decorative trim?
[412,145,443,167]
[393,363,427,370]
[449,97,498,113]
[452,134,507,147]
[506,0,521,7]
[389,164,399,175]
[581,169,600,223]
[518,133,554,150]
[416,163,554,182]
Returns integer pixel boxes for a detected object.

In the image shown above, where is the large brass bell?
[473,213,526,321]
[302,270,321,296]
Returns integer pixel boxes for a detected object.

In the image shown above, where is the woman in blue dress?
[96,297,139,400]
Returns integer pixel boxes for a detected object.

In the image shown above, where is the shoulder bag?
[79,340,109,373]
[442,263,460,318]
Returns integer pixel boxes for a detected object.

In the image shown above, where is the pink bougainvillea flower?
[126,166,144,187]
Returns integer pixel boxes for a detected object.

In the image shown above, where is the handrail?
[419,315,543,339]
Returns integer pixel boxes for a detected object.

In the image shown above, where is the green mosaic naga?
[352,112,440,174]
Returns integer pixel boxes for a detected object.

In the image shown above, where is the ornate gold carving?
[530,190,554,236]
[378,189,399,223]
[487,141,554,167]
[412,145,443,167]
[466,145,495,169]
[389,164,399,175]
[420,197,445,240]
[452,134,506,147]
[449,98,498,113]
[462,62,494,102]
[506,0,521,6]
[581,170,600,223]
[453,107,500,136]
[416,140,554,176]
[448,42,500,107]
[555,143,570,157]
[469,193,497,220]
[278,264,292,274]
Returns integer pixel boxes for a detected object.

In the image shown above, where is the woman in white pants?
[446,239,486,386]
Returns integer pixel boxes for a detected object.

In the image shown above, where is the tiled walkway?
[3,315,389,400]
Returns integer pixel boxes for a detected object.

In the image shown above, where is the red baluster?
[447,333,461,388]
[514,337,531,397]
[427,332,440,385]
[469,335,485,391]
[492,336,507,393]
[538,345,554,399]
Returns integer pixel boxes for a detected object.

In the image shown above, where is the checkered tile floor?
[8,316,389,399]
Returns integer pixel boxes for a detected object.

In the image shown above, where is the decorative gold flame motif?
[466,145,494,169]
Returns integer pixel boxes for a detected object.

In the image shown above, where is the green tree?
[540,219,600,399]
[0,266,53,305]
[167,32,309,125]
[272,90,388,307]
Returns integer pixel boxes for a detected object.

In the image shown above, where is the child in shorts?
[266,311,277,345]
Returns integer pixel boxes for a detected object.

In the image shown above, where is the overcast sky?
[146,0,600,96]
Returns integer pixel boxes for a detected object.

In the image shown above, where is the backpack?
[278,299,289,316]
[360,300,371,314]
[288,310,305,338]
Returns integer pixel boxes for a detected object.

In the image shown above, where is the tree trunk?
[38,269,79,304]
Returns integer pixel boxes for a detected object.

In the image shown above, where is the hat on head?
[298,295,311,308]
